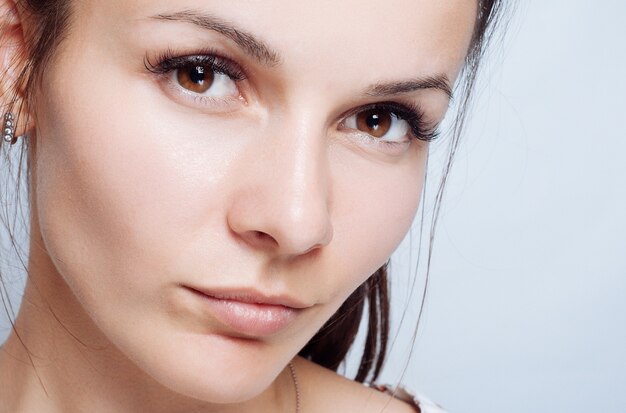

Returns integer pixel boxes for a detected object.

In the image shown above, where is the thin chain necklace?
[287,361,301,413]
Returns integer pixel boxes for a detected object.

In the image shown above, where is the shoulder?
[292,357,429,413]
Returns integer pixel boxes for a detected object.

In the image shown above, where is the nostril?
[239,229,325,256]
[247,230,278,249]
[253,230,270,241]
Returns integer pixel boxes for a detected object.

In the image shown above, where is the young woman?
[0,1,504,412]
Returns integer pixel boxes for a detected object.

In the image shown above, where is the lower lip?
[186,288,300,337]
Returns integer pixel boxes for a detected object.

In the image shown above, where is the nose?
[226,120,333,258]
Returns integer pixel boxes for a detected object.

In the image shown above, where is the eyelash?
[144,48,247,82]
[144,50,440,143]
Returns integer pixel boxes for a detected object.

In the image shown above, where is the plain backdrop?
[352,1,626,413]
[2,1,625,413]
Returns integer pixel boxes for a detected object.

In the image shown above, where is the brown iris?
[356,109,392,138]
[176,65,214,94]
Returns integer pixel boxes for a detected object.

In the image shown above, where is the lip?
[183,286,310,337]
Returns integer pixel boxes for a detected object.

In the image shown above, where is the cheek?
[325,144,426,297]
[32,55,243,314]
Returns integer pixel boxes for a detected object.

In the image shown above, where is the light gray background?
[355,2,626,412]
[2,1,625,412]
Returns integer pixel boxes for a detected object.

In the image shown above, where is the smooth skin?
[0,0,476,412]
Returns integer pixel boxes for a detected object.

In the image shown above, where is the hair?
[1,0,509,385]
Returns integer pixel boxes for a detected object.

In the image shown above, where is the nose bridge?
[228,111,333,256]
[284,118,328,222]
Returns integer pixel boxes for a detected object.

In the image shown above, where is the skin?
[0,0,477,412]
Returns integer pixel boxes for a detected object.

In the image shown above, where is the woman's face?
[29,0,476,403]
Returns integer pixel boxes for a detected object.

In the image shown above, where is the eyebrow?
[150,10,281,66]
[364,75,453,100]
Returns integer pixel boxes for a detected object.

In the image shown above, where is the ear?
[1,0,31,137]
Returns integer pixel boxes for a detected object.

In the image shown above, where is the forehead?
[74,0,477,84]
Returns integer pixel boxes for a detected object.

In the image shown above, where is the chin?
[121,329,288,404]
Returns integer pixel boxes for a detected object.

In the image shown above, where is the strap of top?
[369,384,449,413]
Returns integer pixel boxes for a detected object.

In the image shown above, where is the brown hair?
[1,0,509,385]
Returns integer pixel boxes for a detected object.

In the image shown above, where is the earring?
[3,112,16,145]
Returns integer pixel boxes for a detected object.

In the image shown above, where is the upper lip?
[182,285,313,309]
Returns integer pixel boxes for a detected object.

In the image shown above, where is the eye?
[145,51,247,103]
[344,107,410,142]
[342,102,440,143]
[174,64,238,97]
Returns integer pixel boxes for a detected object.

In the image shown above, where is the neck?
[0,242,294,413]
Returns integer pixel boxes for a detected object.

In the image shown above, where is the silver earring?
[3,112,17,145]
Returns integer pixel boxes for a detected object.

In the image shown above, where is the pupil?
[190,66,205,84]
[366,113,382,130]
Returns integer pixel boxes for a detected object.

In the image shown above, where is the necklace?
[287,361,301,413]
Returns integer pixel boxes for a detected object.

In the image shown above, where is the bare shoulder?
[292,357,418,413]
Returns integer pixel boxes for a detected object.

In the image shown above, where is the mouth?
[182,286,309,337]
